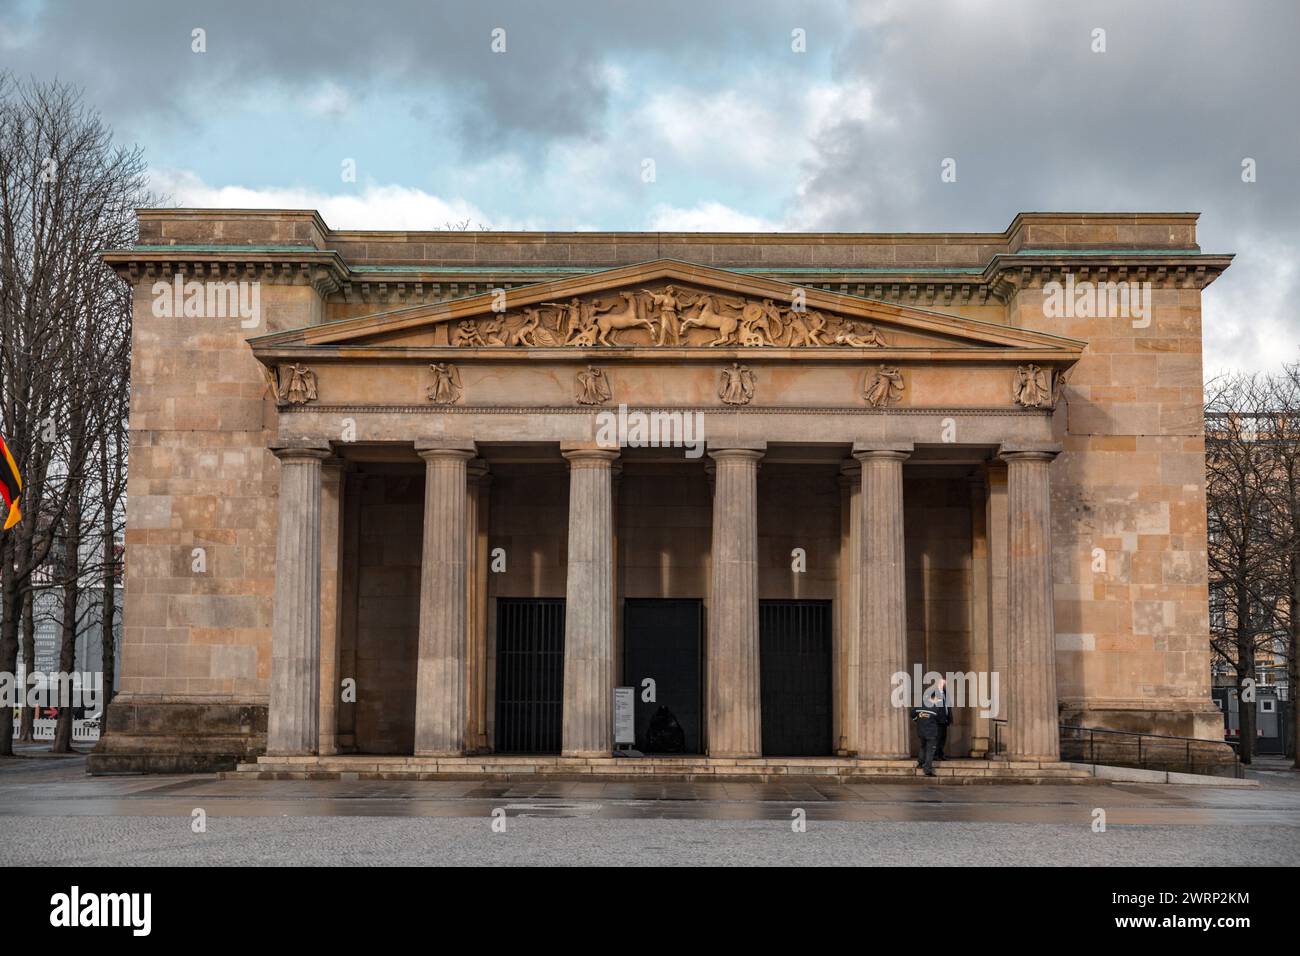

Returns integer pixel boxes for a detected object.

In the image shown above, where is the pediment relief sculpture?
[864,366,905,407]
[428,362,463,405]
[575,365,612,405]
[442,284,897,350]
[274,363,318,405]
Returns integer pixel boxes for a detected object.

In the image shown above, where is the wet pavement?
[2,748,1297,864]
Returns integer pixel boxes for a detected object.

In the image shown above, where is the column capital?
[415,438,477,462]
[839,459,862,482]
[998,442,1062,463]
[707,445,765,464]
[467,458,490,482]
[852,441,913,462]
[271,440,332,463]
[707,442,764,455]
[561,445,620,466]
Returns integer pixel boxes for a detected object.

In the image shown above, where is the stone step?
[225,756,1096,784]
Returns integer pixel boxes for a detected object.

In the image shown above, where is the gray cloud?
[0,0,846,151]
[791,0,1300,374]
[3,0,1294,373]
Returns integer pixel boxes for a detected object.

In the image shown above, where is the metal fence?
[10,718,100,742]
[991,719,1243,778]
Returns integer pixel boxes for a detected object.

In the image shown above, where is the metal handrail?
[990,719,1244,778]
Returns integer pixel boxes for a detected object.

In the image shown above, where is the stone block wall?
[905,476,976,754]
[352,472,422,754]
[89,273,326,772]
[1010,280,1220,739]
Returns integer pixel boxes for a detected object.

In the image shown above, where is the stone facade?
[89,210,1233,773]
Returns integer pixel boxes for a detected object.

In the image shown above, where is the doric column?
[1000,444,1062,760]
[561,445,619,756]
[707,444,764,757]
[854,442,912,759]
[413,440,476,756]
[267,441,331,756]
[836,461,863,755]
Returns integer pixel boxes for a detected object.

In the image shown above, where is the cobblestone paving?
[3,815,1296,866]
[1,751,1297,865]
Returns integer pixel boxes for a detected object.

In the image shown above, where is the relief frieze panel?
[440,283,899,350]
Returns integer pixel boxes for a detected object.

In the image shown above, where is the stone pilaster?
[1000,444,1062,761]
[836,461,862,755]
[854,442,912,759]
[413,441,476,756]
[707,445,764,757]
[317,457,347,756]
[466,461,491,753]
[561,446,619,756]
[336,477,362,752]
[967,471,992,755]
[267,442,331,756]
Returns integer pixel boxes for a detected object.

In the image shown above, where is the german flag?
[0,432,21,530]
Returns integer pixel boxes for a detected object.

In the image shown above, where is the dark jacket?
[935,689,953,726]
[911,705,940,738]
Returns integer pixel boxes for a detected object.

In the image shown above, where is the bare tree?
[0,74,146,756]
[1205,374,1287,764]
[1264,360,1300,768]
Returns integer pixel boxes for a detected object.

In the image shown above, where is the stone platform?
[228,755,1097,784]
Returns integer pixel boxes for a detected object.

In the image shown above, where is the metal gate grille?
[495,598,565,754]
[759,600,832,756]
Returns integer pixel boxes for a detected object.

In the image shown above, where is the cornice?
[250,345,1082,365]
[102,237,1231,309]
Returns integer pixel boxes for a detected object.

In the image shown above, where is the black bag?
[645,705,687,753]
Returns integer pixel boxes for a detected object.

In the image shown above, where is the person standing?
[912,693,941,777]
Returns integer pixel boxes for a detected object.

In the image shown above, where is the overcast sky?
[2,0,1296,377]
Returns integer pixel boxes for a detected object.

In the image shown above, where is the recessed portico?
[253,260,1081,768]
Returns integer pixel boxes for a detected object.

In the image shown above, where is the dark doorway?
[623,599,704,754]
[494,598,564,754]
[759,600,833,756]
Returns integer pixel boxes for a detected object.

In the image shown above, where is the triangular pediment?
[249,259,1085,359]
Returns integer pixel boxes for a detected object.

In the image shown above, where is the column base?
[415,748,467,758]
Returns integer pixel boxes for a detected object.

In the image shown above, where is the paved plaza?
[2,749,1297,866]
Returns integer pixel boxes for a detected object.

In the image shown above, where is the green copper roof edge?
[1013,248,1211,256]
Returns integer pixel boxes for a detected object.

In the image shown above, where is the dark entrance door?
[759,600,833,756]
[494,598,564,754]
[623,599,703,754]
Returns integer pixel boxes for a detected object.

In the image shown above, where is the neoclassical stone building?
[91,210,1233,775]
